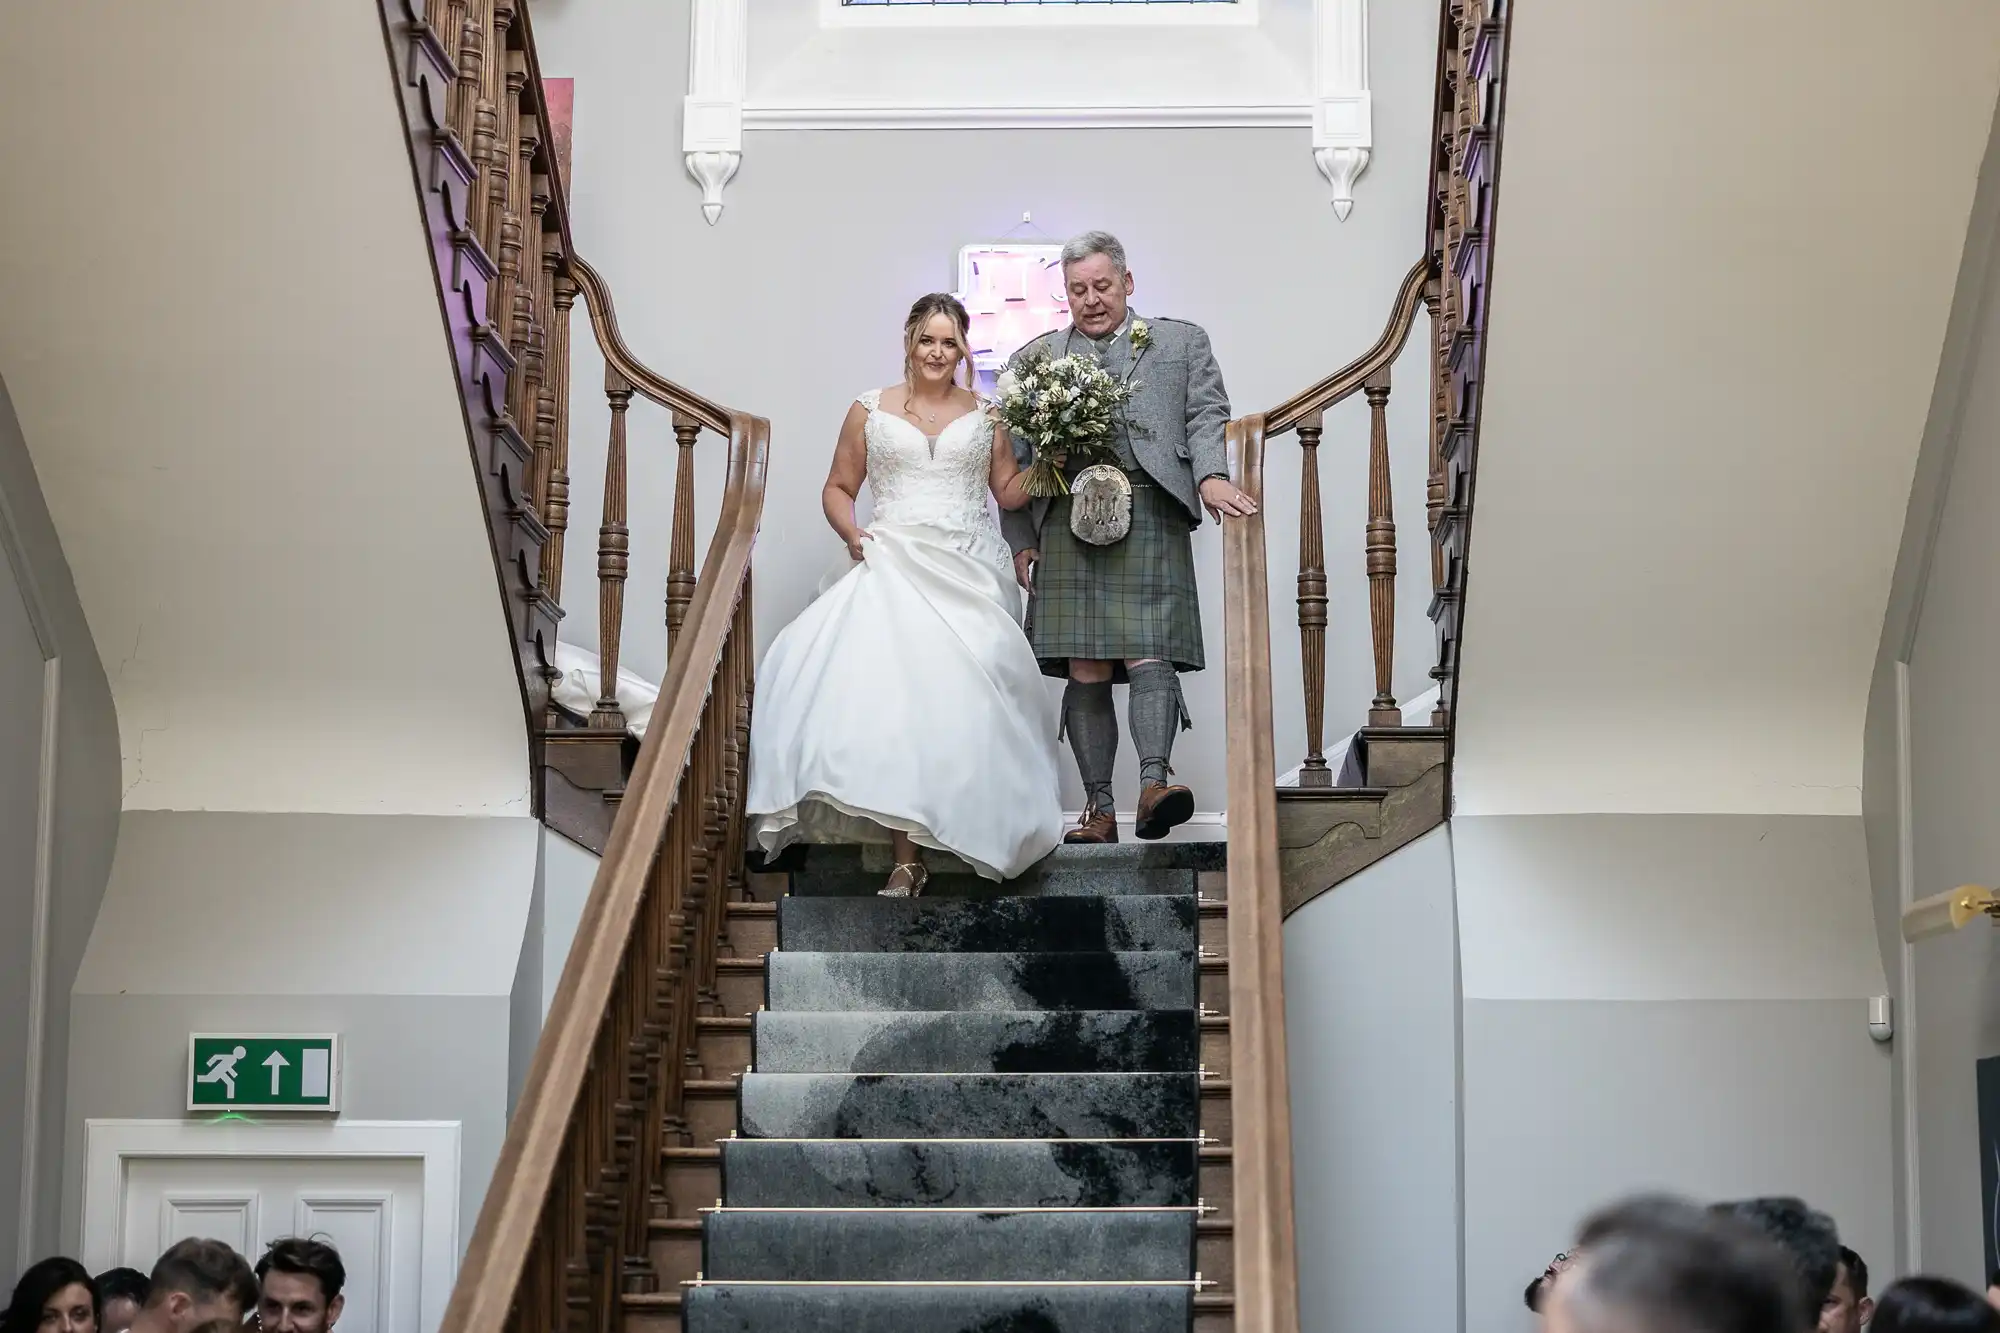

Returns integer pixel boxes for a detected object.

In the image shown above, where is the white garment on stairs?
[746,390,1064,881]
[548,640,660,736]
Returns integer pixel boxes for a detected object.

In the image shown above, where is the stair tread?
[766,950,1200,1013]
[627,1289,1239,1306]
[700,1208,1197,1282]
[752,1008,1201,1074]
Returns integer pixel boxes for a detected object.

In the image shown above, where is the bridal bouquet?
[994,351,1138,498]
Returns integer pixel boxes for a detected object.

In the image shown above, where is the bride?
[745,294,1064,895]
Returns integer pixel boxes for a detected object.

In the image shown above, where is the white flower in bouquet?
[995,350,1138,498]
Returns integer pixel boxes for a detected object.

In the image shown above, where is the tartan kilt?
[1028,481,1206,679]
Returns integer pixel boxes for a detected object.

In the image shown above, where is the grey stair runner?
[686,843,1217,1333]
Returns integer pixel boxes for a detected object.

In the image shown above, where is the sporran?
[1068,463,1132,546]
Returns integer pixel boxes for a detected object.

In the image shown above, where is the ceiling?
[1455,0,2000,815]
[0,1,530,814]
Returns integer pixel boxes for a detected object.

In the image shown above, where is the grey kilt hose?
[1027,481,1205,680]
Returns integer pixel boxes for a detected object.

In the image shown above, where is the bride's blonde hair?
[902,293,975,408]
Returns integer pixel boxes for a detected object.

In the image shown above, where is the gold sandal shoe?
[878,862,929,898]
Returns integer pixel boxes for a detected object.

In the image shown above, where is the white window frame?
[820,0,1260,30]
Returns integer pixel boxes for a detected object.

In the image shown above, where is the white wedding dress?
[746,389,1064,881]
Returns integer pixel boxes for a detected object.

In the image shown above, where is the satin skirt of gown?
[745,516,1065,882]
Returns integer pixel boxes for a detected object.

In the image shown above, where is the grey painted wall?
[1452,814,1895,1333]
[65,811,539,1256]
[0,372,121,1275]
[1463,1000,1895,1333]
[1282,825,1462,1333]
[1860,82,2000,1286]
[532,0,1444,816]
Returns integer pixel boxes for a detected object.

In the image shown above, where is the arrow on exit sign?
[187,1034,340,1112]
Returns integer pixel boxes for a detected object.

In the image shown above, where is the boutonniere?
[1129,319,1151,352]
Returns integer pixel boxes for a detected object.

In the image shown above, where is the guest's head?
[255,1238,345,1333]
[1526,1251,1575,1318]
[129,1239,255,1333]
[91,1270,147,1333]
[1060,231,1133,338]
[3,1257,98,1333]
[1547,1194,1808,1333]
[1987,1272,2000,1314]
[1824,1245,1874,1333]
[1869,1277,2000,1333]
[1713,1195,1842,1316]
[901,294,972,395]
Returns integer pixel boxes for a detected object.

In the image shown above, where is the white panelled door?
[119,1156,422,1333]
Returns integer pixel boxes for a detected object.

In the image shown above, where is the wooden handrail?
[439,409,767,1333]
[1221,414,1300,1333]
[569,255,732,438]
[1264,259,1430,436]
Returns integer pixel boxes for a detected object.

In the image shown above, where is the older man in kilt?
[1002,232,1258,844]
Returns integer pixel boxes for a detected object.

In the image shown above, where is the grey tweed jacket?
[997,312,1232,555]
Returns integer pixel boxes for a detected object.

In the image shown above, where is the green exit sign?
[187,1034,340,1112]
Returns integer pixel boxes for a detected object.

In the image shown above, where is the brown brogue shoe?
[1063,807,1119,845]
[1134,781,1195,841]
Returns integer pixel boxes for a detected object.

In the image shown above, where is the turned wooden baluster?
[459,0,495,242]
[1426,282,1451,727]
[1294,411,1332,786]
[1364,366,1400,727]
[665,413,700,653]
[490,58,525,338]
[592,372,632,730]
[540,269,576,603]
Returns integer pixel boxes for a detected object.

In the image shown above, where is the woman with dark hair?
[1871,1277,2000,1333]
[2,1258,99,1333]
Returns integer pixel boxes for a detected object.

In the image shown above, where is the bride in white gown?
[746,294,1064,894]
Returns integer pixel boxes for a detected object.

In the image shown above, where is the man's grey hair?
[1562,1195,1810,1333]
[1061,230,1127,274]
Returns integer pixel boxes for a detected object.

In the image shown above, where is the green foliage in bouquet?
[993,350,1138,498]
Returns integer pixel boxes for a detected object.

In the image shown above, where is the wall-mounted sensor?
[1868,995,1894,1043]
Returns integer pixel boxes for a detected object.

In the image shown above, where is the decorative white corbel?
[683,0,746,224]
[1313,0,1373,220]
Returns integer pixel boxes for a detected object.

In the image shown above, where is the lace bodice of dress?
[857,388,1000,533]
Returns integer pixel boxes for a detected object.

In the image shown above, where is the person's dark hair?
[1870,1276,2000,1333]
[1563,1194,1808,1333]
[1838,1245,1870,1300]
[147,1237,257,1316]
[3,1257,99,1333]
[95,1266,149,1308]
[255,1236,346,1305]
[1525,1251,1573,1312]
[1713,1195,1842,1313]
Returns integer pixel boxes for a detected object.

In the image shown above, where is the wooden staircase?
[618,852,1245,1333]
[366,0,1516,1327]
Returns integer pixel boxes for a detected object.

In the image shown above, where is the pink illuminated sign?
[956,244,1070,390]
